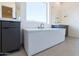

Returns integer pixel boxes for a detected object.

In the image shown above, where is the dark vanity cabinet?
[0,22,1,52]
[51,25,68,37]
[0,21,20,53]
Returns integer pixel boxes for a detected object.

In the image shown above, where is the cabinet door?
[2,21,20,52]
[0,22,1,52]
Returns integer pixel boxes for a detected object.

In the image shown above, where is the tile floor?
[6,37,79,56]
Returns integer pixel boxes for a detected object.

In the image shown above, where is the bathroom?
[0,2,79,56]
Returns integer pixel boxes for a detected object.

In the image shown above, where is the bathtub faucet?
[38,23,44,29]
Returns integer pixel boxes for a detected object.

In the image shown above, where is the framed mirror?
[2,6,13,18]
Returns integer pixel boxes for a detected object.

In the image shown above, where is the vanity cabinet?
[0,21,20,53]
[0,22,1,52]
[51,25,68,37]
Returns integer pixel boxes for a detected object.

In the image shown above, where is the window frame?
[26,2,49,24]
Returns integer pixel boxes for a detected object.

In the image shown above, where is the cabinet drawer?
[2,21,20,28]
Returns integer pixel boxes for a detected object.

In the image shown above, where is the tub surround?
[25,28,64,31]
[24,28,65,55]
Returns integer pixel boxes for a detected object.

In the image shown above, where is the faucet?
[38,23,44,29]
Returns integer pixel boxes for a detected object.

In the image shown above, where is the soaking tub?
[24,28,65,55]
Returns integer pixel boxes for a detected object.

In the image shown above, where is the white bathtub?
[24,28,65,55]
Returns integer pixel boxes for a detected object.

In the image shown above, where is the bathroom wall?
[16,2,26,44]
[61,2,79,38]
[0,2,16,19]
[49,2,62,24]
[17,2,27,29]
[50,2,79,38]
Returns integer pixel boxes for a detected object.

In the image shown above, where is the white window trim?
[26,2,49,24]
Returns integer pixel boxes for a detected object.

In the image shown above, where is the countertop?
[0,19,20,22]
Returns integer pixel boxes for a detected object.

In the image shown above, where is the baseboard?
[68,36,79,39]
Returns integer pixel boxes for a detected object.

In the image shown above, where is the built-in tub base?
[24,28,65,56]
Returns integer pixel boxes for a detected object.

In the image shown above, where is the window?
[27,2,47,23]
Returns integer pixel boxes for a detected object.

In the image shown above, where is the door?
[2,21,20,52]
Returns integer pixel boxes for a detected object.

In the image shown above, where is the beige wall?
[62,2,79,37]
[50,2,79,38]
[15,2,26,44]
[49,2,62,24]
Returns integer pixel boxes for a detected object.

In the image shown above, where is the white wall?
[49,2,62,24]
[50,2,79,38]
[61,2,79,37]
[0,2,16,19]
[16,2,26,44]
[18,2,27,29]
